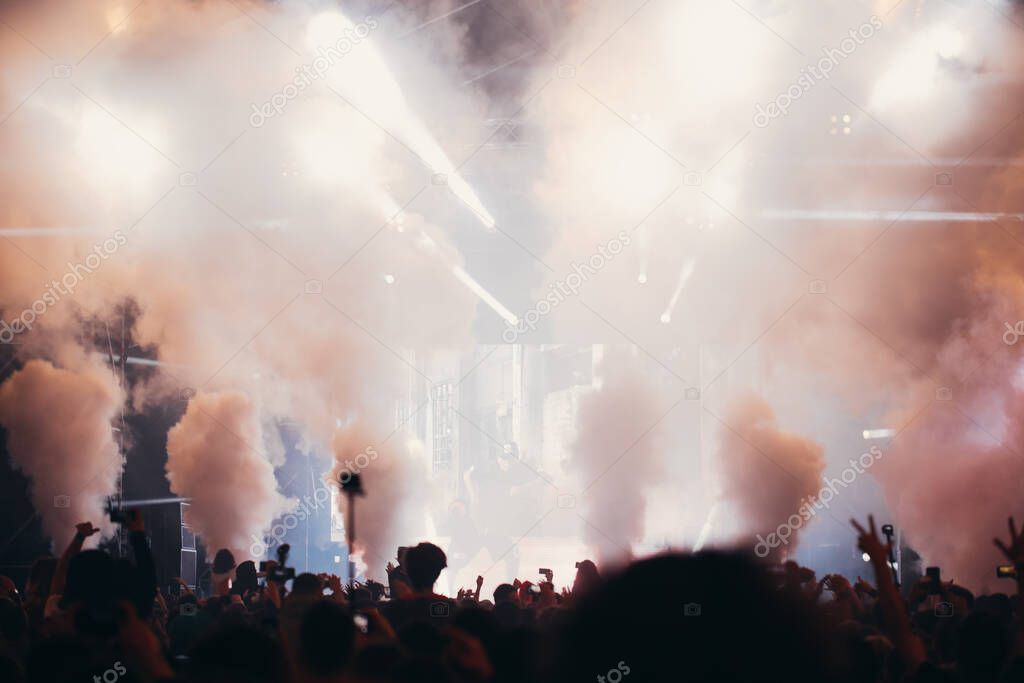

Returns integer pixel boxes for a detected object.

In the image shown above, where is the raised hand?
[854,576,877,597]
[851,515,891,565]
[993,516,1024,566]
[826,573,853,597]
[75,521,100,538]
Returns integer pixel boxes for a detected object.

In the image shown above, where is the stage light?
[307,10,496,229]
[862,428,896,440]
[452,265,518,325]
[638,273,648,284]
[762,209,1024,223]
[383,274,395,284]
[660,258,695,325]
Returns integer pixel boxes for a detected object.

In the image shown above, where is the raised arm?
[852,515,925,674]
[993,516,1024,657]
[50,521,99,595]
[993,516,1024,597]
[125,510,158,617]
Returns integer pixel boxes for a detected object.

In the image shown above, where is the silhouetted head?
[212,549,236,574]
[290,573,323,598]
[552,551,846,682]
[298,600,356,677]
[493,583,516,604]
[232,560,258,595]
[572,559,600,598]
[405,543,447,593]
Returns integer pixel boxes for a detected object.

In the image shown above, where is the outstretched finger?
[868,515,878,538]
[995,537,1011,557]
[1010,517,1018,543]
[851,518,867,536]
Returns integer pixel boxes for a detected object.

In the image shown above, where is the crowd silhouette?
[1,512,1024,682]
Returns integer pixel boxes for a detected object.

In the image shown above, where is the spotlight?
[638,273,648,284]
[383,274,395,284]
[660,313,671,324]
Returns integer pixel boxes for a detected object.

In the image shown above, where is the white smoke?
[166,390,293,558]
[0,356,124,549]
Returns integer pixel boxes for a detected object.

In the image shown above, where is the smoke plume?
[715,395,825,559]
[166,390,292,558]
[329,418,430,576]
[569,353,668,563]
[0,357,124,549]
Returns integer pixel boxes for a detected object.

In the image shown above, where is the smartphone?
[353,614,369,634]
[538,567,553,581]
[997,564,1017,579]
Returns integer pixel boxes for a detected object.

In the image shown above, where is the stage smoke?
[715,395,825,559]
[166,390,292,559]
[569,354,667,564]
[329,419,429,576]
[0,358,124,549]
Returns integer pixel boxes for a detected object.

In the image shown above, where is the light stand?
[340,473,365,590]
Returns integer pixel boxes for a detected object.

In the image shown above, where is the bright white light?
[310,9,495,229]
[452,266,518,325]
[862,552,871,562]
[933,26,964,60]
[306,11,355,50]
[106,5,131,34]
[638,273,648,284]
[292,111,378,187]
[863,428,896,440]
[872,25,964,110]
[660,258,695,326]
[76,106,165,194]
[383,274,395,284]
